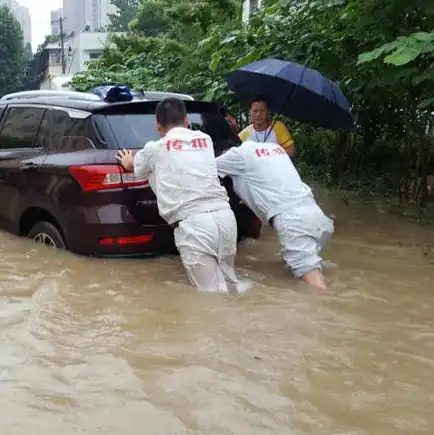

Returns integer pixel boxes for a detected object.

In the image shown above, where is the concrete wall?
[242,0,262,22]
[40,31,124,88]
[65,31,121,74]
[50,9,63,35]
[62,0,118,35]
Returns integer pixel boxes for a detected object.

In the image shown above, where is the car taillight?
[69,165,148,192]
[98,234,153,245]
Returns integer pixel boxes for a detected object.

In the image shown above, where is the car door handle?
[20,163,38,172]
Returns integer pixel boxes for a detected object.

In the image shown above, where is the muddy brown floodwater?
[1,188,434,435]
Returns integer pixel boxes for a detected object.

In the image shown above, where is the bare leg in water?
[302,268,327,290]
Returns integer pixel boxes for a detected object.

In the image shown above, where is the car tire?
[28,221,67,249]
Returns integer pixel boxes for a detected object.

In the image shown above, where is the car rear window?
[103,112,241,152]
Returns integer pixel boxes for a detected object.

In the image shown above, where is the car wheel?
[28,221,66,249]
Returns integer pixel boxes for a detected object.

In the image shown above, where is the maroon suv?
[0,91,262,257]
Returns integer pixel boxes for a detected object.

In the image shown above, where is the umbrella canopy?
[225,58,354,130]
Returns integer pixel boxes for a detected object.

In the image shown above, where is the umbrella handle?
[262,85,297,143]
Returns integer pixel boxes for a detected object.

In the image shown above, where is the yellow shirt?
[238,120,294,152]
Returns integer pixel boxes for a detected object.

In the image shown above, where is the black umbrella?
[225,58,354,130]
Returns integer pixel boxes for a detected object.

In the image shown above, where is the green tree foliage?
[358,32,434,67]
[131,0,241,39]
[0,6,25,96]
[72,0,242,95]
[129,1,170,37]
[358,31,434,109]
[70,0,434,207]
[108,0,142,31]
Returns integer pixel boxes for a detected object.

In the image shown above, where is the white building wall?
[62,0,73,34]
[63,0,91,35]
[50,8,63,35]
[242,0,262,22]
[18,4,31,46]
[66,31,124,74]
[97,0,117,29]
[40,31,124,89]
[63,0,115,34]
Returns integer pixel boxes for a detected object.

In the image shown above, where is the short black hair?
[249,95,269,109]
[155,98,187,127]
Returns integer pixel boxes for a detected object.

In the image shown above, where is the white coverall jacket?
[133,127,239,292]
[216,141,334,277]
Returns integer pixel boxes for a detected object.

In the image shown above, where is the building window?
[89,52,102,60]
[50,50,61,64]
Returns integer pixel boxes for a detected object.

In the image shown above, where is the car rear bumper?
[63,202,175,256]
[64,202,261,257]
[67,221,176,257]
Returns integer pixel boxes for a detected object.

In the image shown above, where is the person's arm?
[133,143,158,179]
[216,147,246,178]
[274,120,295,156]
[238,126,250,143]
[117,142,157,178]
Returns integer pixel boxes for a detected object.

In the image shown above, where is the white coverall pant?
[173,208,239,292]
[271,205,334,278]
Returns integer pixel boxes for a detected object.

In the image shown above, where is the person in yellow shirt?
[238,97,295,155]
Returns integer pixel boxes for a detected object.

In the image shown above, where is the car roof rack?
[139,91,195,101]
[0,89,195,103]
[0,90,102,102]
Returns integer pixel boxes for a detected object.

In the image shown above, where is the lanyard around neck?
[254,127,272,143]
[253,120,275,142]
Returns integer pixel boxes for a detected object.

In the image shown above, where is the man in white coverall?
[216,140,334,290]
[116,98,240,293]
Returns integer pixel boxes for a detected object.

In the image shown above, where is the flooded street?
[1,189,434,435]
